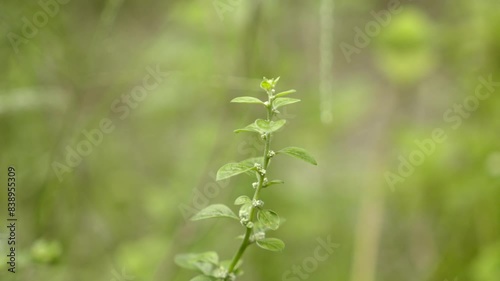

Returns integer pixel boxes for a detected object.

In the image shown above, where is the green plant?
[175,77,317,281]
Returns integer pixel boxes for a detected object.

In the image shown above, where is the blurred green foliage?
[1,0,499,281]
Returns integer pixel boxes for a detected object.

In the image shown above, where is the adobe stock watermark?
[51,65,170,182]
[340,0,415,63]
[7,0,71,54]
[385,75,500,190]
[282,235,339,281]
[213,0,242,21]
[110,266,135,281]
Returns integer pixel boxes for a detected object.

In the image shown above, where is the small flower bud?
[252,182,259,189]
[213,267,229,278]
[254,231,265,241]
[254,163,262,169]
[271,89,276,94]
[252,199,264,208]
[261,133,267,140]
[240,218,248,226]
[268,151,275,158]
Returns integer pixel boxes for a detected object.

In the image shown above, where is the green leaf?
[263,179,284,188]
[175,252,219,269]
[235,195,251,205]
[272,77,280,86]
[277,147,318,165]
[255,119,286,134]
[217,158,262,180]
[254,216,285,234]
[191,204,238,221]
[257,209,280,231]
[256,238,285,252]
[239,157,264,168]
[273,97,300,109]
[239,202,252,221]
[175,252,219,275]
[216,162,255,181]
[234,122,261,134]
[190,275,215,281]
[275,89,296,97]
[235,119,287,134]
[231,96,265,104]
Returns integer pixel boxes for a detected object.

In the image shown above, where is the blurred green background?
[1,0,500,280]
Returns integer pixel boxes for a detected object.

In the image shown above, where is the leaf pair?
[232,196,284,251]
[215,147,317,184]
[254,210,284,251]
[234,119,286,134]
[231,96,300,111]
[191,205,285,252]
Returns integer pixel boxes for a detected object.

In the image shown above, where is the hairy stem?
[226,92,274,278]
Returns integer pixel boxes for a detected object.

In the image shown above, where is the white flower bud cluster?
[253,231,265,241]
[252,199,264,208]
[263,178,269,185]
[213,268,229,279]
[254,163,266,175]
[213,267,236,281]
[268,150,275,158]
[239,219,253,228]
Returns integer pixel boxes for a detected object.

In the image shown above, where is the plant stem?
[226,92,274,278]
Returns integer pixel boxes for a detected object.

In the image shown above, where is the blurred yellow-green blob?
[375,7,435,85]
